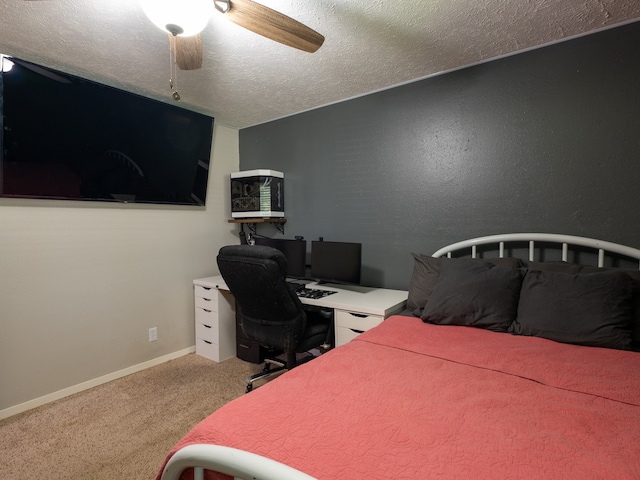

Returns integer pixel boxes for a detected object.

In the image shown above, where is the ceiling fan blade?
[169,33,203,70]
[221,0,324,53]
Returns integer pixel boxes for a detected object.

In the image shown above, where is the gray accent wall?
[239,21,640,290]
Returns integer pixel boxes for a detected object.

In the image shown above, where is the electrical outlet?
[148,327,158,342]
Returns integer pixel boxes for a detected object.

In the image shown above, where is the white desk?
[193,275,408,362]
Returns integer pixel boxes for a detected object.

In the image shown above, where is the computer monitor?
[310,240,362,285]
[253,238,307,278]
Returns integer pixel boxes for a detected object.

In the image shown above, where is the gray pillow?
[407,254,524,316]
[525,261,640,347]
[406,254,442,314]
[511,269,635,350]
[420,258,525,332]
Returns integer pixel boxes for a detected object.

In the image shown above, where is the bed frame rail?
[431,233,640,268]
[161,444,317,480]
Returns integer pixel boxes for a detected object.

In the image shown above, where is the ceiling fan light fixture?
[141,0,212,37]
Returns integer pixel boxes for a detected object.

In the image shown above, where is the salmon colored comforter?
[157,315,640,479]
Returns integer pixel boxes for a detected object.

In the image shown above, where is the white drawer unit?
[195,274,408,355]
[195,336,219,360]
[335,310,384,331]
[195,319,219,344]
[194,285,217,303]
[195,295,217,312]
[193,278,236,362]
[335,310,385,347]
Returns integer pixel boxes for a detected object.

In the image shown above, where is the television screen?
[254,237,307,279]
[0,56,214,205]
[311,240,361,285]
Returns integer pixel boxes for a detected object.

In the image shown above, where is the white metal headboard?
[432,233,640,269]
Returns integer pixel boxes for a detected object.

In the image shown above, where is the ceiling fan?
[23,0,323,100]
[143,0,324,71]
[23,0,324,71]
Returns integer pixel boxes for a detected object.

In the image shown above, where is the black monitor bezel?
[253,237,307,279]
[310,240,362,285]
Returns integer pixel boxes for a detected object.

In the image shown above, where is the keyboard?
[287,281,337,299]
[287,281,307,292]
[297,288,337,299]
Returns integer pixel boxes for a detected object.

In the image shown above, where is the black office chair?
[216,245,332,392]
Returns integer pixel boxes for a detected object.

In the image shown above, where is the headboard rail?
[432,233,640,269]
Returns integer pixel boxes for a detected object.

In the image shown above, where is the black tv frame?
[0,56,214,206]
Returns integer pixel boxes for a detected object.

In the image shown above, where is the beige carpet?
[0,354,262,480]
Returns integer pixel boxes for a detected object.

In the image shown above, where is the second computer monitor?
[253,238,307,278]
[310,240,362,285]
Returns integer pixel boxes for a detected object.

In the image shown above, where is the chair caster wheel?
[245,383,253,393]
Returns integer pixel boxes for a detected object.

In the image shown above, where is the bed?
[157,233,640,480]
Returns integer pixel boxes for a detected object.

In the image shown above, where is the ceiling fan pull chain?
[169,34,181,101]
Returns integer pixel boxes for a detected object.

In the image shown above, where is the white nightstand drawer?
[336,326,364,345]
[195,295,217,311]
[195,337,219,361]
[196,321,219,343]
[335,310,384,331]
[194,284,216,301]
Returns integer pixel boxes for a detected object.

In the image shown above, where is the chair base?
[245,358,287,393]
[245,352,317,393]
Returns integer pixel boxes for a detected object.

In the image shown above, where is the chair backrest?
[216,245,306,352]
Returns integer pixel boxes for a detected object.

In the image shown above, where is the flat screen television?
[311,240,362,285]
[0,55,214,205]
[254,237,307,279]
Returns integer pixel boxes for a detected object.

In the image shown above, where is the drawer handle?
[201,286,212,290]
[349,313,368,318]
[203,309,212,313]
[350,329,364,334]
[238,343,251,350]
[202,324,212,329]
[203,340,212,345]
[201,298,212,302]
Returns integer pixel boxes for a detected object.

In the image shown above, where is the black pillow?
[406,254,442,314]
[420,259,525,332]
[524,261,640,347]
[511,269,635,350]
[407,254,524,316]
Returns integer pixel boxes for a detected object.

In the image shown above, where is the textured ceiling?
[1,1,640,129]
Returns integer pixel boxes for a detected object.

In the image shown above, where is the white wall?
[0,124,239,416]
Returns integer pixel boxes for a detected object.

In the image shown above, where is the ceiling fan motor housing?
[166,24,184,36]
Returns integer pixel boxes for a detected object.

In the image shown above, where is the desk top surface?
[194,275,408,316]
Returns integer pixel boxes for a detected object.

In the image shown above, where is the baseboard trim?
[0,346,196,420]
